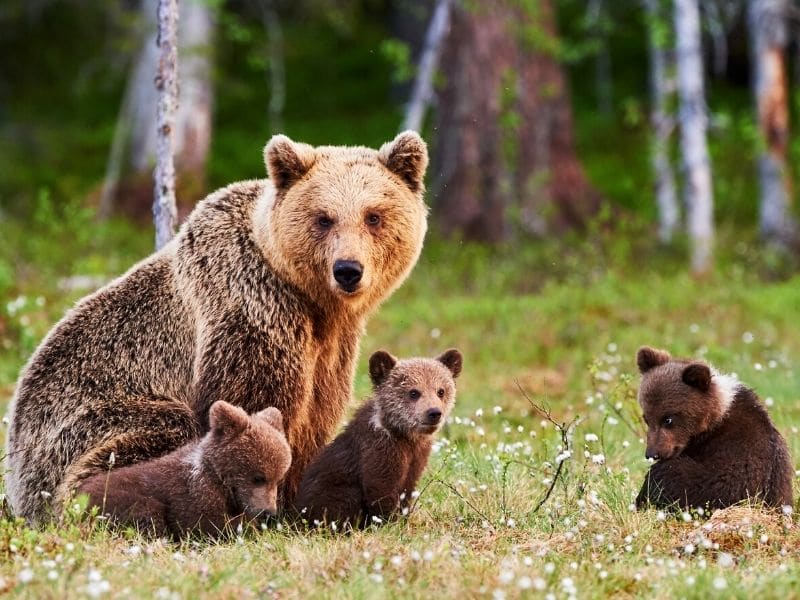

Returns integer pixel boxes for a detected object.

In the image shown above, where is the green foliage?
[2,221,800,595]
[379,38,413,84]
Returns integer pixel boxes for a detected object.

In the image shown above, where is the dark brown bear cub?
[78,401,291,538]
[294,348,462,528]
[635,346,793,510]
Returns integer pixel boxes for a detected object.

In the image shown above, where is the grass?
[2,215,800,598]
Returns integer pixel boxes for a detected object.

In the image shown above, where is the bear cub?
[294,348,463,528]
[78,401,291,538]
[635,346,793,510]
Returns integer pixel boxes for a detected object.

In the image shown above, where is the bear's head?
[259,131,429,313]
[205,401,291,520]
[368,348,462,437]
[636,346,739,461]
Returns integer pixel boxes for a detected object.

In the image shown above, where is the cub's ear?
[209,401,250,437]
[256,406,284,433]
[378,130,429,194]
[437,348,463,378]
[369,350,397,386]
[264,134,316,190]
[682,363,711,392]
[637,346,671,374]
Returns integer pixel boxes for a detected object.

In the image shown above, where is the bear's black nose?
[425,408,442,425]
[645,450,660,460]
[333,260,363,291]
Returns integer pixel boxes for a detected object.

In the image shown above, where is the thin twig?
[432,477,496,531]
[514,380,578,514]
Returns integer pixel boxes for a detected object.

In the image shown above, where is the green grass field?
[1,220,800,599]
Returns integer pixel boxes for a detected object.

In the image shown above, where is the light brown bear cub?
[635,346,793,510]
[294,348,462,528]
[78,401,291,538]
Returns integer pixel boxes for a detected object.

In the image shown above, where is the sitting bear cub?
[78,401,291,538]
[294,348,462,528]
[635,346,793,510]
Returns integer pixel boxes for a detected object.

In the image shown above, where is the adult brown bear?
[5,132,429,523]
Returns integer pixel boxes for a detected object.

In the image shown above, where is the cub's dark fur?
[78,402,291,538]
[294,349,462,528]
[635,346,793,510]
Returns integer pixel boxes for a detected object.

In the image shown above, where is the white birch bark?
[644,0,679,243]
[675,0,714,274]
[173,0,213,176]
[129,0,212,175]
[153,0,179,250]
[748,0,796,248]
[259,0,285,134]
[402,0,452,133]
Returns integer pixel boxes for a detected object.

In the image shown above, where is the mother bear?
[5,131,429,523]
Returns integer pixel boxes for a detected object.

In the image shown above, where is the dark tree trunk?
[432,0,599,242]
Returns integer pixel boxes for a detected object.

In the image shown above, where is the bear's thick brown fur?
[294,348,462,528]
[78,402,291,539]
[5,132,429,522]
[635,346,793,510]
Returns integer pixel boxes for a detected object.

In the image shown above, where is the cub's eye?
[409,389,421,400]
[366,213,381,227]
[252,475,267,485]
[437,388,445,398]
[317,215,334,229]
[662,416,674,428]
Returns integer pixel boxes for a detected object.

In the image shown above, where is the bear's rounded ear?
[637,346,671,374]
[682,363,711,392]
[369,350,397,386]
[256,406,284,433]
[264,134,316,191]
[437,348,463,378]
[209,401,250,437]
[378,130,429,194]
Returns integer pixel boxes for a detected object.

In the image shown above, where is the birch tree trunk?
[98,0,213,221]
[402,0,452,133]
[748,0,797,249]
[644,0,679,242]
[675,0,714,274]
[173,0,214,198]
[259,0,285,134]
[153,0,178,250]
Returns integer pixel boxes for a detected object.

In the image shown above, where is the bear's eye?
[366,213,381,227]
[437,388,445,398]
[662,416,674,428]
[317,215,334,229]
[409,389,421,400]
[252,475,268,485]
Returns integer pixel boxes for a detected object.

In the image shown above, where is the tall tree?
[99,0,214,220]
[433,0,599,242]
[748,0,797,249]
[675,0,714,274]
[154,0,179,250]
[644,0,679,243]
[402,0,452,133]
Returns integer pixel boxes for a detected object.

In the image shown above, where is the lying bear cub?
[78,401,291,538]
[635,346,793,510]
[294,348,462,528]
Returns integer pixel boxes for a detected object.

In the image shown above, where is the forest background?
[2,1,800,598]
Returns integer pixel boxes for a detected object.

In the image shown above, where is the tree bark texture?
[433,0,599,243]
[675,0,714,274]
[748,0,796,248]
[402,0,452,133]
[100,0,213,221]
[259,0,286,134]
[644,0,679,243]
[154,0,179,251]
